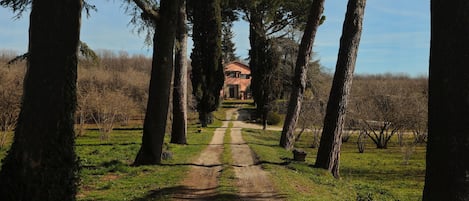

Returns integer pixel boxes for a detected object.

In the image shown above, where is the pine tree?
[190,0,224,127]
[241,0,311,129]
[315,0,366,178]
[280,0,325,149]
[132,0,180,165]
[222,20,239,63]
[171,0,188,144]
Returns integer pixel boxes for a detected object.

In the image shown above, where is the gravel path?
[172,109,284,200]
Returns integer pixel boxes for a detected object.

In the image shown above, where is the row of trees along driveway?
[0,0,469,200]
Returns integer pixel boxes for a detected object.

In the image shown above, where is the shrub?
[266,112,281,125]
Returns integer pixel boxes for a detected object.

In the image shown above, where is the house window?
[240,74,251,79]
[226,71,242,78]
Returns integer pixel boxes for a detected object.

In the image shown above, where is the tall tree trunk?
[0,0,82,200]
[423,1,469,200]
[315,0,366,179]
[279,0,325,150]
[134,0,179,165]
[171,0,188,144]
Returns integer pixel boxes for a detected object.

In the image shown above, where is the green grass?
[76,122,217,201]
[217,122,239,200]
[0,119,218,201]
[75,108,228,200]
[221,99,255,108]
[242,129,426,201]
[0,132,13,161]
[0,105,426,200]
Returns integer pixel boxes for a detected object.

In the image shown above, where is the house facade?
[222,61,251,100]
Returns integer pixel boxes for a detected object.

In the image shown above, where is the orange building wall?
[221,61,251,99]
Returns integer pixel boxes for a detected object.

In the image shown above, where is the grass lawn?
[0,104,426,200]
[0,113,224,201]
[75,126,217,201]
[242,129,426,201]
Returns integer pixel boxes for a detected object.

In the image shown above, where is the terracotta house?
[222,61,252,100]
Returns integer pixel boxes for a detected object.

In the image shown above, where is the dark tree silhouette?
[423,0,469,200]
[315,0,366,178]
[0,0,82,200]
[221,20,239,63]
[190,0,224,127]
[220,0,239,63]
[248,11,279,129]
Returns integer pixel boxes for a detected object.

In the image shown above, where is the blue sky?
[0,0,429,76]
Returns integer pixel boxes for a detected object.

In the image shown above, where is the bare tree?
[350,76,421,149]
[0,66,23,148]
[86,89,138,140]
[315,0,366,178]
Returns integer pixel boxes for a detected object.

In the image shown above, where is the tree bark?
[0,0,82,200]
[279,0,325,150]
[315,0,366,179]
[423,1,469,200]
[171,0,188,144]
[134,0,179,165]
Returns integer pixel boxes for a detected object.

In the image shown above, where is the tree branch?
[131,0,160,22]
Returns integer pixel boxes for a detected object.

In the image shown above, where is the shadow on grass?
[76,142,139,147]
[237,108,258,121]
[132,185,286,201]
[84,127,143,131]
[82,160,225,171]
[132,186,237,201]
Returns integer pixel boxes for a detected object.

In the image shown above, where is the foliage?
[190,0,224,127]
[249,26,279,128]
[221,20,239,63]
[243,0,313,128]
[0,0,30,18]
[0,0,96,19]
[220,0,239,63]
[266,112,281,125]
[239,0,312,37]
[123,0,158,45]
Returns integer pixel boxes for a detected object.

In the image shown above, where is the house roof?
[225,61,250,74]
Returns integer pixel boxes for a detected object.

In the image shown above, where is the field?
[243,129,425,201]
[0,107,425,200]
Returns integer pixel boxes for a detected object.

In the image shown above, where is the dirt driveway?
[172,109,284,200]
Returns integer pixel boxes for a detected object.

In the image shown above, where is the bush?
[266,112,281,125]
